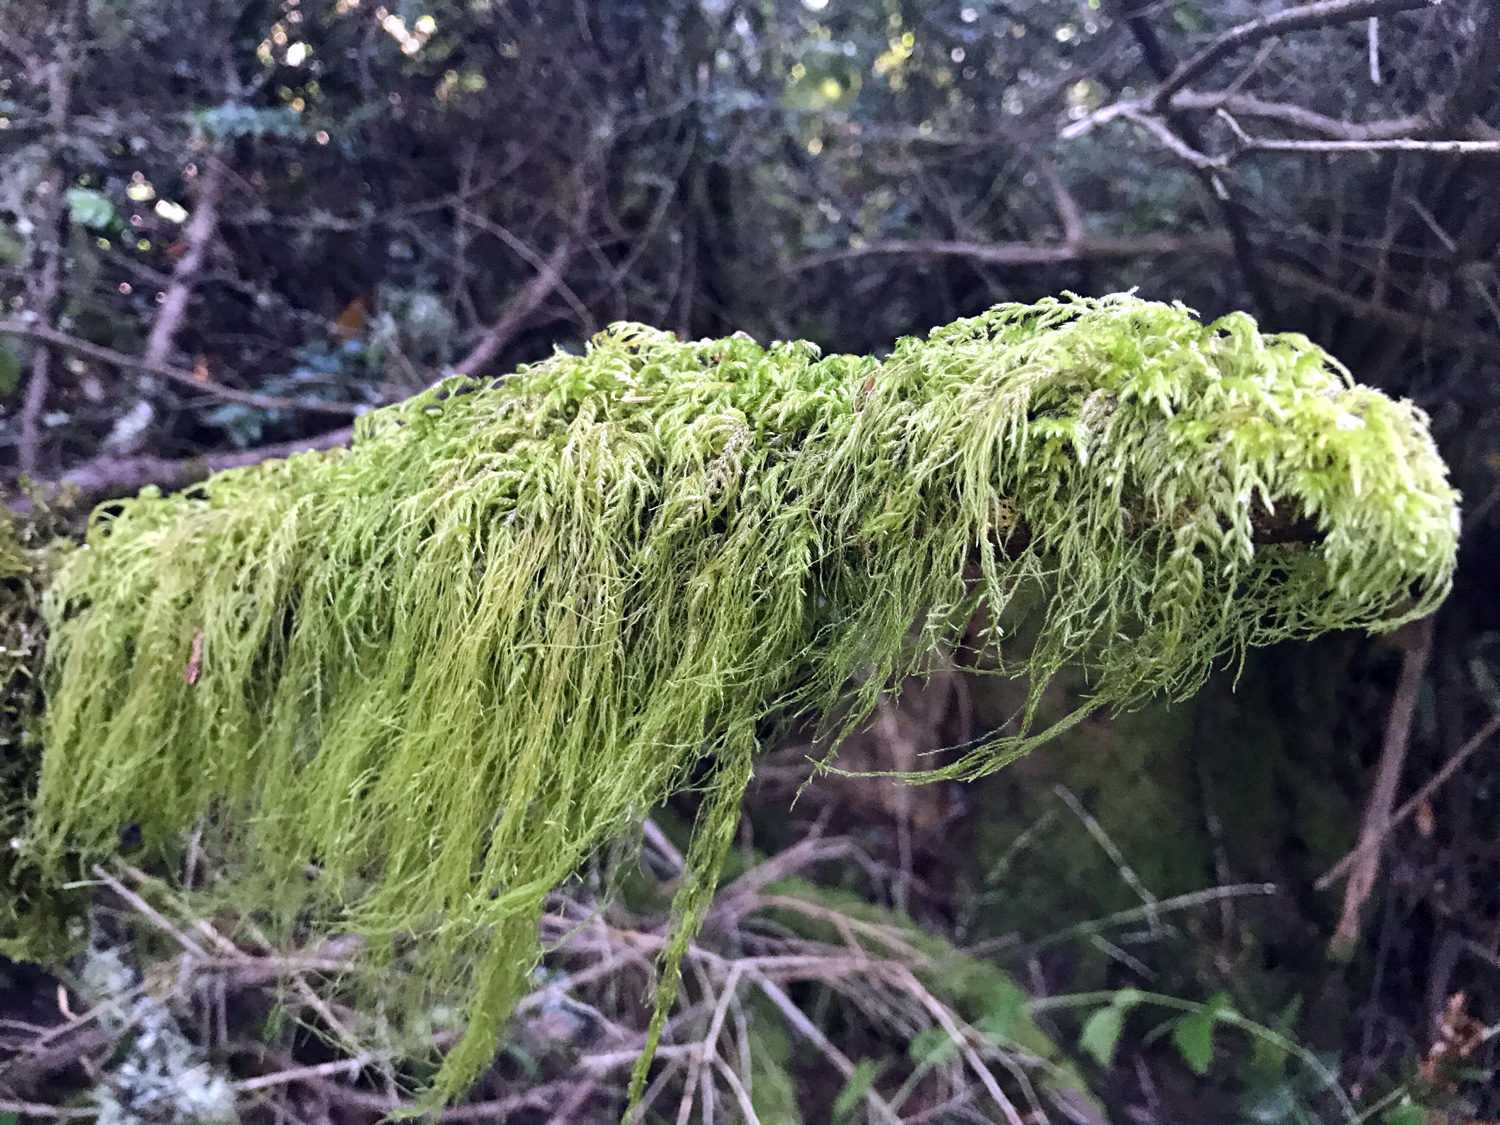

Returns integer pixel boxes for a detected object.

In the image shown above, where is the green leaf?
[64,188,116,230]
[1172,992,1234,1076]
[975,977,1027,1041]
[0,1112,18,1125]
[1079,1005,1125,1070]
[908,1026,959,1066]
[1382,1099,1428,1125]
[0,342,20,397]
[194,104,303,139]
[832,1059,886,1122]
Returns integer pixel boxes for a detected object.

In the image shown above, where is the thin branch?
[0,321,365,414]
[1150,0,1440,111]
[1318,708,1500,891]
[142,147,230,367]
[55,425,354,501]
[1112,2,1279,318]
[91,864,211,960]
[17,0,80,474]
[0,1100,95,1120]
[748,973,902,1125]
[1258,263,1500,357]
[1331,616,1434,955]
[1026,149,1084,244]
[236,1055,383,1093]
[788,233,1229,272]
[1121,108,1228,169]
[1236,137,1500,155]
[1166,91,1429,141]
[453,189,594,377]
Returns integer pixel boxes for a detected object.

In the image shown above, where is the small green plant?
[1050,987,1446,1125]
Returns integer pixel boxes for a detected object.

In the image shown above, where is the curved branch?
[1150,0,1440,111]
[0,321,365,415]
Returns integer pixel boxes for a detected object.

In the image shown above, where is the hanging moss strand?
[24,295,1458,1106]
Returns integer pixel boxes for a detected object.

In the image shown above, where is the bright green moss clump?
[22,295,1458,1103]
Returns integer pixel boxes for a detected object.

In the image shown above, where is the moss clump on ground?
[14,294,1458,1104]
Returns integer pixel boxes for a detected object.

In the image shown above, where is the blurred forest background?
[2,0,1500,1122]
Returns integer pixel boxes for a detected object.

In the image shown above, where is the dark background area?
[1,0,1499,1121]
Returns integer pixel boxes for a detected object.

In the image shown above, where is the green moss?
[18,294,1458,1105]
[0,505,81,962]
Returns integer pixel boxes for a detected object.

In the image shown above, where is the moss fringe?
[23,295,1457,1104]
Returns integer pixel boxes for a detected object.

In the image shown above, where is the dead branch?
[454,188,596,377]
[51,425,354,501]
[1150,0,1441,111]
[0,321,366,415]
[1332,616,1434,955]
[1258,263,1500,357]
[16,0,80,474]
[1318,707,1500,891]
[1236,137,1500,156]
[1168,91,1430,140]
[141,147,230,368]
[788,233,1230,273]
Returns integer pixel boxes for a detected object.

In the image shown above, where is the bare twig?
[1318,707,1500,891]
[1235,137,1500,155]
[1166,91,1428,140]
[1150,0,1440,111]
[789,233,1229,272]
[0,1099,96,1120]
[454,188,595,377]
[1332,617,1434,954]
[92,864,211,960]
[0,321,366,415]
[748,972,902,1125]
[17,0,80,474]
[141,146,230,368]
[236,1055,383,1093]
[1258,263,1500,357]
[51,425,354,501]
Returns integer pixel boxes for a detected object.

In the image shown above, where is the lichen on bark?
[11,294,1458,1105]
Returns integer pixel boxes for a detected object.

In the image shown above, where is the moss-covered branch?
[3,294,1459,1107]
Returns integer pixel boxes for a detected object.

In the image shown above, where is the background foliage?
[1,0,1498,1121]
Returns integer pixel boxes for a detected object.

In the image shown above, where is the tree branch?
[1235,137,1500,156]
[787,234,1230,273]
[54,425,355,501]
[1166,91,1429,141]
[453,190,594,377]
[142,146,230,367]
[1258,263,1500,357]
[1331,616,1433,956]
[16,0,80,474]
[0,321,365,414]
[1150,0,1440,111]
[1317,707,1500,891]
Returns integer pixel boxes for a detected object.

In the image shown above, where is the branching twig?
[1318,708,1500,891]
[0,321,366,415]
[1149,0,1440,111]
[454,188,596,377]
[1332,616,1434,954]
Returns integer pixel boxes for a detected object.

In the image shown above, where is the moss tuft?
[21,295,1458,1103]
